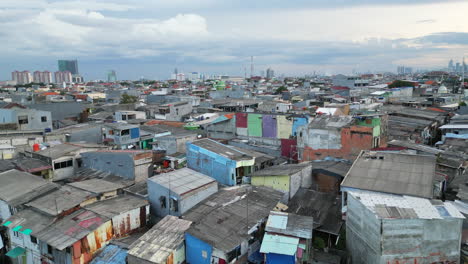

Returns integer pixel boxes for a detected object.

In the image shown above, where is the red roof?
[427,107,447,113]
[42,92,59,96]
[425,80,437,85]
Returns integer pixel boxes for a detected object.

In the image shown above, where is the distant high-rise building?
[456,62,461,73]
[54,71,72,83]
[266,68,275,79]
[397,66,412,75]
[33,71,52,84]
[107,70,117,82]
[58,60,79,75]
[12,71,33,85]
[176,73,185,81]
[190,72,199,82]
[448,59,454,72]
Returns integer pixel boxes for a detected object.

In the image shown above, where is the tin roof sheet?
[348,190,464,220]
[148,168,216,196]
[260,234,299,256]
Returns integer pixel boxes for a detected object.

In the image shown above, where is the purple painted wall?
[262,115,277,138]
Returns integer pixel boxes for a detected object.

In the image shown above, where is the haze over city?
[1,0,468,80]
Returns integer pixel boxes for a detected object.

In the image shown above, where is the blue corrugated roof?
[90,244,127,264]
[260,234,298,256]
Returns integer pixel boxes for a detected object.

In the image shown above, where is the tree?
[120,93,138,104]
[388,80,416,88]
[274,86,288,94]
[460,101,467,107]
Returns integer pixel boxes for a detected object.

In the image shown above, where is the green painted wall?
[277,115,293,139]
[248,114,263,137]
[251,175,289,193]
[357,118,381,137]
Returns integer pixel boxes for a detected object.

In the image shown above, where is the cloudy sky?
[1,0,468,80]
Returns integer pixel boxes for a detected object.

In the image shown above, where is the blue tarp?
[90,244,127,264]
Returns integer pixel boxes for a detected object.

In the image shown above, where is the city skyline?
[1,0,468,80]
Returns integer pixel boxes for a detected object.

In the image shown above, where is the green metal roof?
[6,247,26,258]
[260,234,298,256]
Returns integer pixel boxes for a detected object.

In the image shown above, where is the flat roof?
[0,169,58,206]
[148,168,216,196]
[349,190,464,220]
[265,211,313,239]
[341,151,436,198]
[26,185,96,216]
[67,178,127,194]
[84,195,148,218]
[252,163,311,177]
[34,144,81,159]
[190,138,254,161]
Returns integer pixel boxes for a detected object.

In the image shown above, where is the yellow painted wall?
[251,175,289,193]
[277,115,293,139]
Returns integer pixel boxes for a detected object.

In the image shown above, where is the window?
[108,130,114,135]
[13,231,21,238]
[47,245,53,254]
[41,116,47,122]
[170,197,179,212]
[122,115,127,120]
[160,196,167,209]
[54,159,73,170]
[176,108,179,115]
[18,115,28,124]
[30,236,37,244]
[121,129,130,136]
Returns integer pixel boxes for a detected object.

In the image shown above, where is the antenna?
[250,56,254,77]
[462,56,465,94]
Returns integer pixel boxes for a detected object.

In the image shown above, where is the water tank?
[33,143,40,152]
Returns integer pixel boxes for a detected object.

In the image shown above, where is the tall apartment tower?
[12,71,33,84]
[33,71,52,83]
[54,71,72,83]
[58,60,79,75]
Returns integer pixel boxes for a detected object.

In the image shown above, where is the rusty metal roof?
[36,209,110,250]
[127,215,191,263]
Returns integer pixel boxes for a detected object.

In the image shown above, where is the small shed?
[147,168,218,217]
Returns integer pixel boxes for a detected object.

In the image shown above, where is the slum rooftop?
[33,143,81,159]
[190,138,254,161]
[265,211,313,239]
[183,185,283,252]
[127,215,192,263]
[252,162,311,177]
[348,190,464,220]
[0,169,58,206]
[147,168,216,196]
[341,151,436,198]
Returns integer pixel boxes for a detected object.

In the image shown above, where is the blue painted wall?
[185,233,212,264]
[266,253,295,264]
[186,143,237,186]
[292,117,308,137]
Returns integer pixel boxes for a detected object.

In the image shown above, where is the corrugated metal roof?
[26,185,96,217]
[266,211,313,239]
[253,163,311,177]
[260,234,298,256]
[67,179,126,194]
[90,244,127,264]
[190,138,254,161]
[183,186,283,252]
[348,190,465,220]
[0,169,58,206]
[341,151,436,198]
[36,209,110,250]
[127,215,191,263]
[84,195,148,218]
[148,168,216,196]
